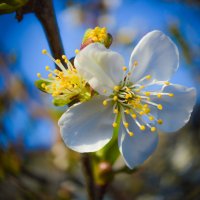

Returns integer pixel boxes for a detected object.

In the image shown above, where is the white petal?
[58,96,114,152]
[154,84,196,132]
[75,43,125,95]
[118,116,159,169]
[129,30,179,83]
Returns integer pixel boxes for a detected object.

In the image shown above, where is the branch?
[81,154,96,200]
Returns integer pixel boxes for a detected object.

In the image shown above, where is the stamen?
[113,96,118,101]
[165,81,170,86]
[140,125,146,131]
[114,85,120,91]
[157,104,163,110]
[122,66,127,71]
[103,100,108,106]
[168,93,174,97]
[75,49,79,54]
[112,122,117,128]
[151,127,156,132]
[42,49,47,54]
[37,73,41,78]
[149,116,154,121]
[128,131,134,137]
[131,113,137,119]
[157,119,163,124]
[42,50,66,72]
[123,122,129,128]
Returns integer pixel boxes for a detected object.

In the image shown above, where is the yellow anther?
[168,93,174,97]
[92,36,98,42]
[143,104,148,108]
[131,113,137,119]
[56,59,61,64]
[151,127,156,132]
[54,69,59,74]
[144,92,151,96]
[37,73,41,78]
[125,109,130,114]
[133,61,138,66]
[62,55,67,59]
[94,26,100,31]
[101,27,107,33]
[125,94,130,99]
[114,86,120,91]
[112,122,118,128]
[128,131,134,137]
[41,83,46,88]
[45,66,50,70]
[75,49,79,54]
[113,96,118,101]
[146,75,151,80]
[149,116,154,121]
[144,108,151,114]
[42,49,47,54]
[157,119,163,124]
[165,81,170,86]
[122,66,127,71]
[157,94,162,98]
[103,89,107,93]
[64,59,68,63]
[114,109,118,114]
[123,122,129,128]
[140,125,146,131]
[126,87,131,92]
[48,73,53,78]
[140,85,145,89]
[45,86,49,91]
[139,111,144,115]
[103,100,108,106]
[147,97,151,101]
[157,104,163,110]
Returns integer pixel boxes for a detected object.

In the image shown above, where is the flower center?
[37,50,91,105]
[102,63,174,137]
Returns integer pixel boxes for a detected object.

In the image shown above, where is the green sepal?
[52,98,70,107]
[0,0,28,14]
[104,33,113,48]
[34,79,50,93]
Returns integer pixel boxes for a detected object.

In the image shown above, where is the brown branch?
[81,154,96,200]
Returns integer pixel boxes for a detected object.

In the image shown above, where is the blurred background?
[0,0,200,199]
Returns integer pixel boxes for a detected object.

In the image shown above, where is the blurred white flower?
[59,30,196,169]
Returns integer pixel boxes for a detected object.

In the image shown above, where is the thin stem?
[81,154,96,200]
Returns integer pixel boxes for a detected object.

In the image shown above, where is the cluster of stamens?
[102,62,174,137]
[37,49,88,104]
[84,26,108,43]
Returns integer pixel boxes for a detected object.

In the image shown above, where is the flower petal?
[154,84,196,133]
[129,30,179,83]
[118,116,159,169]
[74,43,125,95]
[58,96,114,152]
